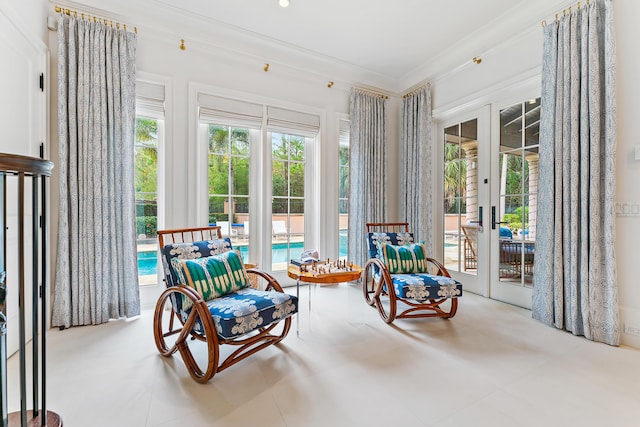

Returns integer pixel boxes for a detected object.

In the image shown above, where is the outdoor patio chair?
[461,224,478,271]
[272,220,287,239]
[498,227,535,278]
[216,220,237,238]
[363,222,462,324]
[154,226,298,382]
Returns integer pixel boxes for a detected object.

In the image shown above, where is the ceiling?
[60,0,571,92]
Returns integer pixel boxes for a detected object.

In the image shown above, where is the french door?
[439,107,491,297]
[488,96,540,309]
[438,94,540,309]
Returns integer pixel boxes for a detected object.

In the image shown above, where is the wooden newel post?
[0,153,62,427]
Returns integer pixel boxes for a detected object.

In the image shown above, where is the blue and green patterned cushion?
[366,232,414,259]
[161,238,232,287]
[387,273,463,302]
[171,250,249,302]
[377,242,428,274]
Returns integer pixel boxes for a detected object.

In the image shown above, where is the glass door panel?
[440,108,490,297]
[271,132,306,271]
[490,97,540,308]
[442,119,479,275]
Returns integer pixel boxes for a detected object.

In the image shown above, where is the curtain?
[532,0,619,345]
[52,14,140,328]
[401,87,433,254]
[348,89,387,267]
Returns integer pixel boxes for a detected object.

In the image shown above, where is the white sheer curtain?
[401,87,433,254]
[348,89,387,267]
[533,0,619,345]
[52,14,140,327]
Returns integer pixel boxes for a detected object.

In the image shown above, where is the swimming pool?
[137,240,349,276]
[137,250,159,276]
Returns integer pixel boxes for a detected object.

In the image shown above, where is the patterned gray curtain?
[349,89,387,267]
[401,87,433,254]
[53,14,140,327]
[533,0,619,345]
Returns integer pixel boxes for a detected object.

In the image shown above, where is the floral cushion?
[366,232,414,259]
[377,242,428,274]
[171,250,249,302]
[195,287,298,340]
[385,273,463,302]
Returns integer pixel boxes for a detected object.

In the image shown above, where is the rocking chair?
[154,226,298,382]
[363,222,462,324]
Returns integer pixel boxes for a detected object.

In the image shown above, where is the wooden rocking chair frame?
[363,222,459,324]
[154,226,293,382]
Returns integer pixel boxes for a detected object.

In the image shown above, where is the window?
[271,132,306,270]
[198,93,320,274]
[208,125,251,260]
[135,80,165,286]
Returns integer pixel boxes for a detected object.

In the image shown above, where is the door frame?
[433,80,541,306]
[488,91,541,309]
[435,105,491,298]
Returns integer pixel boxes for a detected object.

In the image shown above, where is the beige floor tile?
[6,284,640,426]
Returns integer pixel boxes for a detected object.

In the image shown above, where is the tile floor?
[6,283,640,427]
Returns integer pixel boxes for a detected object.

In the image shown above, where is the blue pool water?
[237,242,304,264]
[138,233,350,276]
[137,251,159,276]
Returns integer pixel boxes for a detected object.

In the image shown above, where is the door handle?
[491,206,507,230]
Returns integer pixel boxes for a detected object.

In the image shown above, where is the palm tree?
[443,143,466,213]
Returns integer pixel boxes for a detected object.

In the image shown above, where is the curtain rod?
[541,0,589,27]
[402,82,431,99]
[352,87,389,100]
[54,5,137,33]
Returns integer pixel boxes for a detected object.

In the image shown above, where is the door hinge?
[39,73,44,92]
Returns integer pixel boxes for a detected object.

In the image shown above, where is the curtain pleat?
[401,87,432,254]
[53,15,140,328]
[348,90,387,267]
[532,0,619,345]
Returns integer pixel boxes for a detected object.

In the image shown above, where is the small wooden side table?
[287,264,362,334]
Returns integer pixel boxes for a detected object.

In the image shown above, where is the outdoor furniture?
[363,222,462,324]
[272,220,287,239]
[216,221,237,238]
[154,226,298,382]
[499,240,535,277]
[461,224,478,271]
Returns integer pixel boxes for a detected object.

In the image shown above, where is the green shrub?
[136,216,157,237]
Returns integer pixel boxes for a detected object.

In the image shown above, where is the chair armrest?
[425,257,451,277]
[246,268,286,292]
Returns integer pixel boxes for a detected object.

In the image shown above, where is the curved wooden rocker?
[363,222,462,324]
[154,226,298,382]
